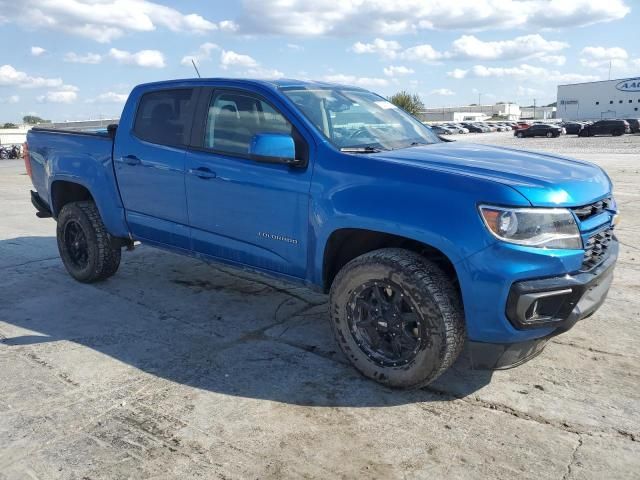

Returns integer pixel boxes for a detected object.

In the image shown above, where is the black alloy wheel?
[347,280,423,367]
[63,220,90,270]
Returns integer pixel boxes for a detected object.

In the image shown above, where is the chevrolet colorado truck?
[25,79,619,388]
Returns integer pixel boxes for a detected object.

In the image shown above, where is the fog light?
[517,288,573,324]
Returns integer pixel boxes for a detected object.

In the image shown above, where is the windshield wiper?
[340,146,383,153]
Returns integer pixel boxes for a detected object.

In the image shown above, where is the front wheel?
[329,249,465,389]
[517,131,524,138]
[57,201,121,283]
[546,131,553,138]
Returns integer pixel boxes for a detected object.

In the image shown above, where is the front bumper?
[505,240,617,331]
[464,244,616,369]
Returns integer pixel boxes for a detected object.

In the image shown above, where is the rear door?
[114,88,198,249]
[184,88,313,278]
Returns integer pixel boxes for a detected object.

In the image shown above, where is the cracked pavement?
[1,134,639,479]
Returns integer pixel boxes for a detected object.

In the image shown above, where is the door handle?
[122,154,141,166]
[188,167,217,180]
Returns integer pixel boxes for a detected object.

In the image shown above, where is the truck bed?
[27,127,115,212]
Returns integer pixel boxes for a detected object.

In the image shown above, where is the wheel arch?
[47,175,131,239]
[321,227,460,296]
[50,180,94,217]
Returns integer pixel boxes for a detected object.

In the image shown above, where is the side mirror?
[248,133,300,166]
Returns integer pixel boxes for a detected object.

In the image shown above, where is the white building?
[520,106,556,120]
[557,76,640,121]
[47,119,119,131]
[419,103,521,122]
[0,125,31,146]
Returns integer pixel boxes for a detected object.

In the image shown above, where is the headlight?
[479,205,582,249]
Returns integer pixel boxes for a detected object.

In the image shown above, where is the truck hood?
[371,142,611,207]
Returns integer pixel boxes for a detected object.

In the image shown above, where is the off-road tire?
[57,201,121,283]
[329,248,465,389]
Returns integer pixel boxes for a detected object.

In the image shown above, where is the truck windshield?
[281,87,440,151]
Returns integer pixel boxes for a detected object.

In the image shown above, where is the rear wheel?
[517,131,524,138]
[57,201,121,283]
[329,248,465,389]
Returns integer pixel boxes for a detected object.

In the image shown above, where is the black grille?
[582,228,614,271]
[572,197,613,222]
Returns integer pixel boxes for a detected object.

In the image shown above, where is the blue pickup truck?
[25,78,618,388]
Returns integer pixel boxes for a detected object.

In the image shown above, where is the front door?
[114,88,198,249]
[185,89,313,278]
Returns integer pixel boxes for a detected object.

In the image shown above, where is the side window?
[204,92,292,156]
[133,89,196,147]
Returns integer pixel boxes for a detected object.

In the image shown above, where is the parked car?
[25,78,619,389]
[479,122,497,132]
[461,123,484,133]
[579,119,630,137]
[562,122,585,135]
[624,118,640,133]
[515,124,563,138]
[443,123,468,134]
[430,125,455,135]
[450,123,470,133]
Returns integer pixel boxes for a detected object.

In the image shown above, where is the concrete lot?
[1,134,639,479]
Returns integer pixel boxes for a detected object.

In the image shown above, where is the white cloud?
[109,48,165,68]
[429,88,455,96]
[447,34,568,61]
[448,64,600,83]
[219,50,283,78]
[538,55,566,66]
[218,20,239,32]
[447,68,468,79]
[37,89,78,104]
[383,65,414,77]
[4,0,232,43]
[579,46,629,68]
[31,46,46,56]
[0,64,63,88]
[64,52,103,64]
[181,42,219,66]
[286,43,304,51]
[220,50,259,69]
[238,0,629,35]
[401,44,443,63]
[87,91,128,103]
[351,38,402,58]
[246,67,284,79]
[516,86,544,96]
[0,95,19,104]
[322,74,388,88]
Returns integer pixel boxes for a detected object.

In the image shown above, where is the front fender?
[309,151,531,286]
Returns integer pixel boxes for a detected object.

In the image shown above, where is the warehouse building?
[557,76,640,121]
[418,103,521,122]
[0,125,31,146]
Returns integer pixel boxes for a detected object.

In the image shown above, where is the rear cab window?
[133,89,197,147]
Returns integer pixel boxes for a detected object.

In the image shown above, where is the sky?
[0,0,639,123]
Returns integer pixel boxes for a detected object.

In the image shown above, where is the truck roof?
[133,77,368,92]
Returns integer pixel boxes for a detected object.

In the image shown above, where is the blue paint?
[26,78,617,345]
